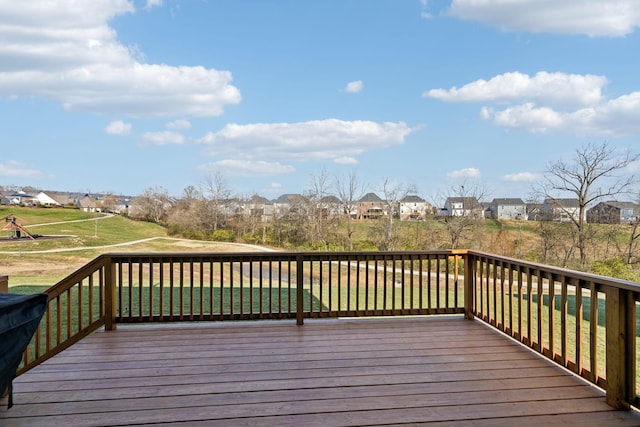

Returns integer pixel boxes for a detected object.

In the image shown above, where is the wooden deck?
[2,317,640,426]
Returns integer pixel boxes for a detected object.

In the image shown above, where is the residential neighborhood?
[0,190,131,215]
[2,187,639,225]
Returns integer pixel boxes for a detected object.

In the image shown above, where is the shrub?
[211,229,236,242]
[590,258,640,282]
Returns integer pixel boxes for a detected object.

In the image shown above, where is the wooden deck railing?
[9,250,639,410]
[465,250,638,410]
[103,251,465,326]
[16,257,107,375]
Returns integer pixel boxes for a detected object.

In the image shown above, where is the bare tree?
[132,186,173,224]
[373,178,416,251]
[166,185,203,235]
[537,142,638,267]
[438,182,488,249]
[272,194,310,247]
[625,192,640,264]
[626,221,640,264]
[201,171,232,231]
[100,194,117,213]
[306,168,338,250]
[335,170,366,251]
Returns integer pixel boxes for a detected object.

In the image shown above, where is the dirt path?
[25,213,115,228]
[0,237,276,255]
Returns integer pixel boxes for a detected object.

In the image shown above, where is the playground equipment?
[0,215,35,240]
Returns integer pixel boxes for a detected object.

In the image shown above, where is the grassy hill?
[0,207,245,286]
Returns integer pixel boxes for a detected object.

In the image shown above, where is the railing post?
[605,286,635,409]
[296,255,304,326]
[104,256,117,331]
[0,275,8,293]
[463,252,474,320]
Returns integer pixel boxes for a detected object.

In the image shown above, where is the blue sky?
[1,0,640,204]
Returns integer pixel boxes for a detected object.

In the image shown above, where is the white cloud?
[333,156,359,165]
[146,0,162,8]
[0,160,52,179]
[428,71,640,137]
[446,0,640,37]
[0,1,241,117]
[486,103,564,134]
[344,80,364,93]
[502,172,540,182]
[197,119,416,163]
[483,93,640,137]
[141,131,185,145]
[447,167,481,179]
[105,120,132,135]
[166,119,192,130]
[200,160,296,177]
[425,71,606,107]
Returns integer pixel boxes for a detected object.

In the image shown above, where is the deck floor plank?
[2,317,640,426]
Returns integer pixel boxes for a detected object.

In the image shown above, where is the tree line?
[131,143,640,278]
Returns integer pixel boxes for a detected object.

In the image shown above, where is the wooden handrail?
[465,250,639,410]
[16,256,108,375]
[105,250,465,323]
[14,249,639,410]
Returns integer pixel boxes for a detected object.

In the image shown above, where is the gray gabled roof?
[401,195,426,203]
[42,191,75,205]
[544,198,579,208]
[446,197,480,205]
[600,201,639,210]
[273,194,305,203]
[320,195,340,204]
[358,192,383,203]
[491,198,525,205]
[249,194,271,204]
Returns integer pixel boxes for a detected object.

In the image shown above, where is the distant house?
[273,194,310,219]
[541,198,579,222]
[77,195,100,213]
[399,195,431,220]
[7,191,37,206]
[35,191,75,207]
[246,194,274,222]
[526,203,544,221]
[317,195,342,217]
[488,198,527,220]
[221,197,244,219]
[442,197,483,217]
[273,194,306,214]
[357,192,386,219]
[587,201,639,224]
[115,197,132,214]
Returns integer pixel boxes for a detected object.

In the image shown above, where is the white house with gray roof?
[541,198,580,222]
[399,195,431,220]
[488,198,527,220]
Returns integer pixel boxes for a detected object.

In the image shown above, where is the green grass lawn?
[0,206,98,225]
[1,208,166,250]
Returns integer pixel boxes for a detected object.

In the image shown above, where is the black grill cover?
[0,293,48,409]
